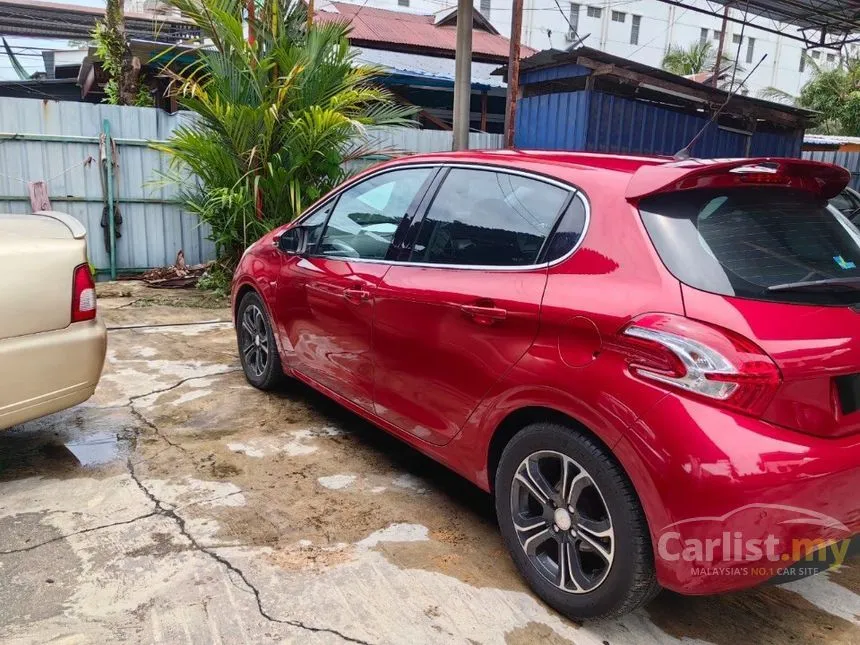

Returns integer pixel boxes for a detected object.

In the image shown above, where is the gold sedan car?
[0,211,107,430]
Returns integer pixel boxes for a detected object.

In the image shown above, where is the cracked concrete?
[1,281,858,644]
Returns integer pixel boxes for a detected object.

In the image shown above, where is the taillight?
[72,263,96,322]
[614,313,781,416]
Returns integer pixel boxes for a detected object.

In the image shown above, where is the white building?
[346,0,847,97]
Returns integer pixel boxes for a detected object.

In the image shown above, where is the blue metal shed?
[505,48,815,159]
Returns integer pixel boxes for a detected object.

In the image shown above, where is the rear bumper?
[615,395,860,594]
[0,318,107,430]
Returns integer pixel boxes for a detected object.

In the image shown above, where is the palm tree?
[155,0,417,267]
[662,40,743,90]
[758,53,860,135]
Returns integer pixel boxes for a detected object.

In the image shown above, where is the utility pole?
[504,0,524,148]
[712,4,729,87]
[452,0,473,151]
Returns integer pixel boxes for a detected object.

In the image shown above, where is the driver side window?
[316,168,432,260]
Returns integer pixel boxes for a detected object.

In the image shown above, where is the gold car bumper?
[0,318,107,430]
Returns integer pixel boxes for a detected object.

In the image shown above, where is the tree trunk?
[105,0,142,105]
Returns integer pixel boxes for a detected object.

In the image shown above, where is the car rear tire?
[494,422,659,620]
[236,291,284,391]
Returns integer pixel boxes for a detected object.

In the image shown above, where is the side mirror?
[276,227,305,255]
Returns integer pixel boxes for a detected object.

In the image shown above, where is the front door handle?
[343,287,371,304]
[460,303,507,325]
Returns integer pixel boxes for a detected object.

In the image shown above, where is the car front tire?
[494,421,659,620]
[236,291,284,391]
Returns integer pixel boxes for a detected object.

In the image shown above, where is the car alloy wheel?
[511,450,614,593]
[239,303,270,378]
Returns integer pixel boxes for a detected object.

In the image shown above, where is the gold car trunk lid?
[0,213,88,339]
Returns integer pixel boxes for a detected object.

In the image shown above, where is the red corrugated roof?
[316,3,532,61]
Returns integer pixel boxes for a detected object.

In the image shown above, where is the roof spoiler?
[625,157,851,201]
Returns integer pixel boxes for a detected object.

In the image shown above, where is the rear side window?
[410,169,569,266]
[640,187,860,305]
[543,196,587,263]
[830,188,860,217]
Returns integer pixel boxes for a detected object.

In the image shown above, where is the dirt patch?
[829,558,860,595]
[374,538,527,592]
[97,281,229,309]
[97,282,230,329]
[266,542,354,572]
[127,363,529,591]
[646,586,857,645]
[505,621,575,645]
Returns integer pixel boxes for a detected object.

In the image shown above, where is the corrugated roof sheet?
[355,47,505,89]
[804,134,860,146]
[317,2,531,61]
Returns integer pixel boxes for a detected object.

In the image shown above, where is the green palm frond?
[157,0,418,265]
[2,37,29,80]
[757,86,797,104]
[662,40,743,89]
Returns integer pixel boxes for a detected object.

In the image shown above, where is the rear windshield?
[639,187,860,306]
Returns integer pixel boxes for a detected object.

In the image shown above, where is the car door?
[275,166,435,411]
[372,166,573,445]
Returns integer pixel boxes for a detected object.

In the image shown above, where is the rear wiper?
[768,277,860,292]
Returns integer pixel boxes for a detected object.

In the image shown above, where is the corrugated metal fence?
[0,98,208,275]
[802,149,860,191]
[0,97,503,274]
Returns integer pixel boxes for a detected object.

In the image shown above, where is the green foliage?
[93,0,152,106]
[759,54,860,136]
[798,56,860,135]
[662,41,743,90]
[197,262,233,296]
[2,37,30,80]
[155,0,417,266]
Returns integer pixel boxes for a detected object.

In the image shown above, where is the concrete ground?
[1,282,858,645]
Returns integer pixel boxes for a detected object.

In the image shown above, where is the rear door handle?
[343,287,371,304]
[460,304,507,325]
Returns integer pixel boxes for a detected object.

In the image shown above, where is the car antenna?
[673,53,768,161]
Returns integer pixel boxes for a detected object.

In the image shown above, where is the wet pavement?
[0,282,858,644]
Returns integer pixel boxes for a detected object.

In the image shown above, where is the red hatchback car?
[232,150,860,619]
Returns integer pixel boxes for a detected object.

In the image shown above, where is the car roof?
[385,149,672,175]
[367,151,850,201]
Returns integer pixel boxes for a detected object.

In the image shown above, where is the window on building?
[812,50,821,59]
[568,3,580,39]
[480,0,490,18]
[732,34,742,44]
[398,0,409,6]
[799,51,807,72]
[827,52,836,63]
[746,37,756,63]
[630,15,641,45]
[587,6,602,18]
[700,27,709,46]
[611,10,625,22]
[713,30,722,40]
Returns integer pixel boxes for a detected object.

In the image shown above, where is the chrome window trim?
[299,162,592,272]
